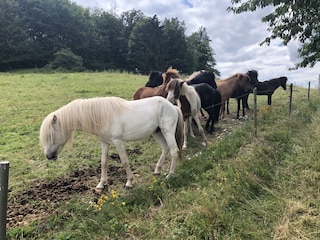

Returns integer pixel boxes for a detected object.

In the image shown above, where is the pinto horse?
[166,78,221,149]
[39,96,184,190]
[132,67,180,99]
[217,70,258,119]
[167,79,221,134]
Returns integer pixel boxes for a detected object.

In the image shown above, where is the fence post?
[253,87,257,137]
[318,75,320,94]
[289,84,293,115]
[308,82,310,101]
[0,161,9,240]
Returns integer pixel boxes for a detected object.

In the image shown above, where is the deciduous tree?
[228,0,320,69]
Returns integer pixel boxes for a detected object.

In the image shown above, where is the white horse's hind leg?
[96,142,109,189]
[183,118,189,149]
[113,140,135,188]
[192,114,208,147]
[152,132,169,175]
[188,117,196,138]
[162,133,179,177]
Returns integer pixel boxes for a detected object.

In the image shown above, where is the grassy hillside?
[1,72,320,239]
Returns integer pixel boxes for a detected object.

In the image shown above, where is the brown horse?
[132,67,180,99]
[217,71,258,119]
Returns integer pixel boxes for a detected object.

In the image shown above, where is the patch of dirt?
[7,148,142,229]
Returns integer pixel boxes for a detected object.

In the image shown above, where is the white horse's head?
[40,114,70,160]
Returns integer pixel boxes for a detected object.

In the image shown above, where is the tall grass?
[2,72,320,239]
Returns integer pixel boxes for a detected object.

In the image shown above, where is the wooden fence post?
[308,82,310,101]
[289,84,293,115]
[253,87,257,137]
[318,74,320,94]
[0,161,9,240]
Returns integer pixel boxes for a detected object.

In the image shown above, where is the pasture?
[1,71,320,239]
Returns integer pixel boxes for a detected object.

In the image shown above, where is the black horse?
[145,70,217,89]
[227,76,288,118]
[186,70,217,89]
[145,71,163,87]
[187,70,217,118]
[192,83,221,134]
[254,76,287,105]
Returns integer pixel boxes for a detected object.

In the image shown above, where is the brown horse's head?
[162,67,180,84]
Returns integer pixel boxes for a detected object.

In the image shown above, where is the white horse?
[40,96,184,190]
[166,78,207,149]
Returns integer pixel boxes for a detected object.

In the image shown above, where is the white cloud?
[73,0,320,88]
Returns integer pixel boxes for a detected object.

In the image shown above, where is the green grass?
[2,71,320,239]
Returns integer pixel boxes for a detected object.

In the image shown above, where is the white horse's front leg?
[113,140,134,189]
[96,142,109,190]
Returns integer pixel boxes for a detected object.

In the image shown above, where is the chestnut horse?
[217,70,258,119]
[132,67,180,99]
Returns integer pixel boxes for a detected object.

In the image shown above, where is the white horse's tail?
[175,106,184,160]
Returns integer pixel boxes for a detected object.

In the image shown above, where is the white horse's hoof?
[95,188,103,194]
[124,185,133,190]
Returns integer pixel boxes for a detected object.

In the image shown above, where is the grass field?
[1,71,320,239]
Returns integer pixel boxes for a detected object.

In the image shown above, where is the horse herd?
[39,68,287,190]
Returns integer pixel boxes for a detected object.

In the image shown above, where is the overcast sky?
[73,0,319,88]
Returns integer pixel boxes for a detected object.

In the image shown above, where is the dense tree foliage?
[228,0,320,69]
[0,0,218,74]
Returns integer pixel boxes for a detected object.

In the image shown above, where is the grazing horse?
[217,70,258,119]
[132,67,180,99]
[39,96,184,190]
[166,78,214,149]
[186,70,217,89]
[145,71,163,87]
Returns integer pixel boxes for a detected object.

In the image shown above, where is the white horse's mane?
[40,97,129,146]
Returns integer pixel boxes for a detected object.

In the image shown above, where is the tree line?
[0,0,220,75]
